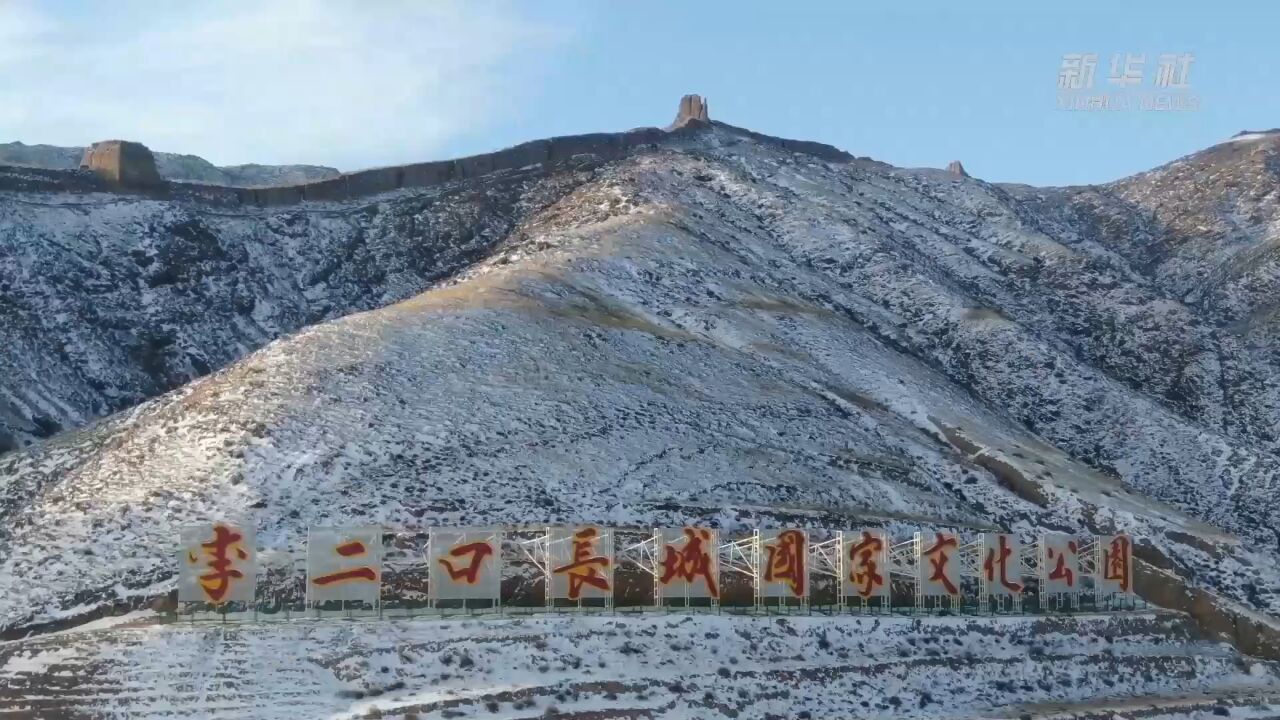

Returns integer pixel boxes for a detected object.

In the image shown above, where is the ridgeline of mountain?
[0,140,340,187]
[1,97,1280,716]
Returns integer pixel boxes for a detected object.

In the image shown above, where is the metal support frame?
[619,530,663,607]
[889,535,919,612]
[1078,536,1100,610]
[957,535,983,613]
[1022,537,1042,611]
[720,530,761,612]
[809,533,842,612]
[1021,539,1040,576]
[514,529,553,611]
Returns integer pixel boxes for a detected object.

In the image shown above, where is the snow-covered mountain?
[1,109,1280,716]
[0,154,586,452]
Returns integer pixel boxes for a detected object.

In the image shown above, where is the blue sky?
[2,0,1277,185]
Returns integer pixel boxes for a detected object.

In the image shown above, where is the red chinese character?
[438,541,495,585]
[552,528,611,600]
[982,535,1023,593]
[1103,535,1131,592]
[923,533,959,594]
[763,530,806,597]
[312,539,379,586]
[190,524,249,603]
[847,531,885,599]
[1047,540,1078,588]
[659,528,719,598]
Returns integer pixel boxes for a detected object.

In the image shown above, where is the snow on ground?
[1,611,1277,719]
[0,160,592,451]
[1226,132,1274,144]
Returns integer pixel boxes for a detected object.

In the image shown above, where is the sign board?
[549,526,613,601]
[306,526,383,605]
[173,524,1152,616]
[178,523,256,604]
[917,531,961,596]
[430,528,502,601]
[842,529,889,600]
[980,533,1024,597]
[1097,533,1133,595]
[657,527,719,599]
[1040,533,1080,594]
[760,529,808,599]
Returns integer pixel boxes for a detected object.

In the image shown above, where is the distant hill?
[0,140,339,187]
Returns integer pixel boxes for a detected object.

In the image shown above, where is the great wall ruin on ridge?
[0,95,858,209]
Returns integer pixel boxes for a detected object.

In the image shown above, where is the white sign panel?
[1097,533,1133,595]
[1040,533,1080,594]
[917,531,961,596]
[980,533,1024,597]
[178,523,257,604]
[430,528,502,601]
[549,526,613,601]
[841,529,889,600]
[657,527,720,599]
[760,529,808,599]
[306,526,383,605]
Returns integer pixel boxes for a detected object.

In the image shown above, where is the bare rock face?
[947,160,970,178]
[79,140,163,188]
[668,94,710,130]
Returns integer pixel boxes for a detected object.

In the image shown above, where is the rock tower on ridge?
[79,140,163,189]
[946,160,970,178]
[668,94,710,130]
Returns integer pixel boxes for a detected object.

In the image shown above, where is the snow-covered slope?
[2,121,1280,716]
[0,158,593,451]
[2,125,1280,631]
[3,612,1278,719]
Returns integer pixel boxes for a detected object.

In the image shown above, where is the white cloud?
[0,0,570,169]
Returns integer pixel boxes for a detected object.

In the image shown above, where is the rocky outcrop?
[947,160,970,177]
[79,140,163,189]
[1134,558,1280,660]
[668,94,710,130]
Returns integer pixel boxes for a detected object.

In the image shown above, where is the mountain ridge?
[0,120,857,209]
